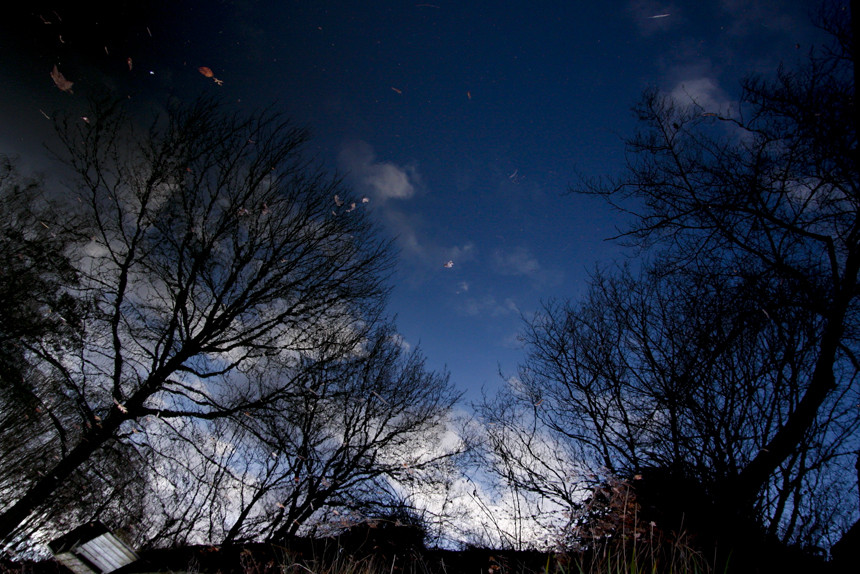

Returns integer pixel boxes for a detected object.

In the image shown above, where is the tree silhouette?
[130,322,463,548]
[0,96,401,549]
[580,10,860,518]
[480,6,860,559]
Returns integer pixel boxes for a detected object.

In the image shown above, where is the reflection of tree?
[133,324,463,548]
[0,154,145,549]
[480,8,860,557]
[219,324,461,544]
[484,265,855,544]
[0,96,426,550]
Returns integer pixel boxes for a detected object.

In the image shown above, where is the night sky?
[1,1,830,402]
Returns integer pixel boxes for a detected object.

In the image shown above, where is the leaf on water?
[50,65,74,93]
[198,66,224,86]
[334,194,344,207]
[443,260,454,268]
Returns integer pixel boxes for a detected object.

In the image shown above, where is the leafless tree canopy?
[0,97,460,554]
[480,9,860,555]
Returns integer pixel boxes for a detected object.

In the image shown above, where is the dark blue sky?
[1,1,829,401]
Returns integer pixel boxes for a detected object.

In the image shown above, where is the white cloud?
[337,140,479,283]
[386,331,412,353]
[338,140,418,202]
[395,410,575,550]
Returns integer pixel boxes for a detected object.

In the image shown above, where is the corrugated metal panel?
[75,532,138,573]
[54,551,98,574]
[49,523,138,574]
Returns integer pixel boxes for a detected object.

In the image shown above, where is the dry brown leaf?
[50,65,73,93]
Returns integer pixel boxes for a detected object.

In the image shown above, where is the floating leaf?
[443,260,454,268]
[50,65,73,93]
[198,66,225,86]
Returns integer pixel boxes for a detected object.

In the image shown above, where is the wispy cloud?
[385,207,476,269]
[493,246,541,277]
[338,142,475,281]
[338,140,419,202]
[460,295,519,318]
[386,332,412,353]
[668,76,731,113]
[648,1,808,117]
[719,0,797,36]
[491,246,564,288]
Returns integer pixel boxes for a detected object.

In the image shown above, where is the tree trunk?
[735,253,859,504]
[0,415,121,543]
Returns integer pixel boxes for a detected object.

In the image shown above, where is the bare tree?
[136,322,463,546]
[479,8,860,556]
[257,325,460,543]
[580,13,860,510]
[0,96,395,549]
[481,261,859,550]
[0,155,145,552]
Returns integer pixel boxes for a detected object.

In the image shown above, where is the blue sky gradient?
[1,0,830,402]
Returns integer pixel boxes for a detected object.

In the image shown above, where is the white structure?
[48,522,138,574]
